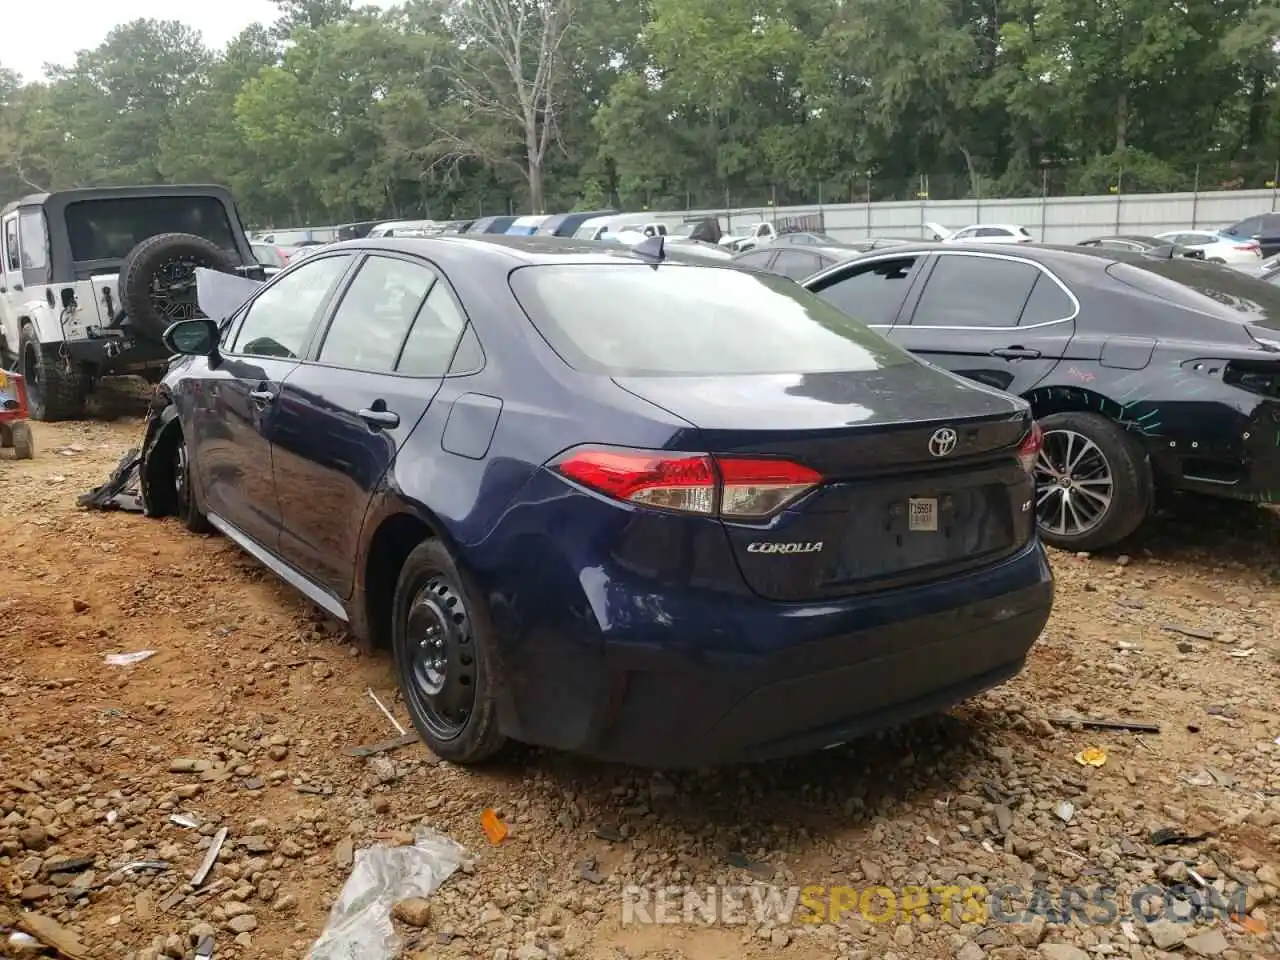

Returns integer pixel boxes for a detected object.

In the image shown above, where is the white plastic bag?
[306,828,466,960]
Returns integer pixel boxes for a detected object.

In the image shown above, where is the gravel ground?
[2,411,1280,960]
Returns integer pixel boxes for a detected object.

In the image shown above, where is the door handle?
[991,347,1041,360]
[358,407,400,429]
[249,388,277,404]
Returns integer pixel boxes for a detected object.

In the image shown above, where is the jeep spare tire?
[119,232,242,342]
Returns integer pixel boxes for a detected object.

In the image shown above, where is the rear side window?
[911,255,1039,327]
[734,250,776,271]
[1106,260,1280,325]
[318,255,437,372]
[3,219,17,271]
[509,263,912,376]
[1019,273,1075,324]
[772,250,823,280]
[814,257,918,325]
[397,282,470,377]
[18,211,48,274]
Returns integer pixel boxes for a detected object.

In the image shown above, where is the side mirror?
[163,318,218,357]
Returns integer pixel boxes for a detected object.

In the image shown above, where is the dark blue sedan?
[148,235,1054,767]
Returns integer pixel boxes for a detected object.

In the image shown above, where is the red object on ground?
[0,369,30,423]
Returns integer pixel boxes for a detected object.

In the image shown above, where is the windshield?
[1106,259,1280,330]
[508,263,913,377]
[65,196,237,261]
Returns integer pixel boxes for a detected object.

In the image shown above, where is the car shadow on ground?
[1118,496,1280,574]
[479,707,1005,843]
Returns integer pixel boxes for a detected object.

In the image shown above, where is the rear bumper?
[62,333,171,376]
[493,538,1053,767]
[1146,396,1280,502]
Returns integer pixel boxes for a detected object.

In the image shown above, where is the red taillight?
[551,447,821,518]
[1018,422,1043,475]
[278,247,291,263]
[1235,242,1261,252]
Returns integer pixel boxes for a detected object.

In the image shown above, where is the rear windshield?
[508,263,913,376]
[1105,259,1280,330]
[65,196,237,261]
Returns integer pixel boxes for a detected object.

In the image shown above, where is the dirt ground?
[2,408,1280,960]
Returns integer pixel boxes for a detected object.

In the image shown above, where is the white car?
[925,222,1033,244]
[1154,230,1262,265]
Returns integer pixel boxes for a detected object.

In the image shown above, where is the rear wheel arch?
[360,509,452,651]
[1024,386,1153,550]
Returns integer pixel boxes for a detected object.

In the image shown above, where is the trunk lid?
[615,368,1036,601]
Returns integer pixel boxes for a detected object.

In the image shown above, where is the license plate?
[908,497,938,532]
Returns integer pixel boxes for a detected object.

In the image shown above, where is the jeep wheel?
[120,233,242,342]
[19,323,87,421]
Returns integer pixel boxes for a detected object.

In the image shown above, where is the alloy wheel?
[1034,428,1115,538]
[405,575,476,741]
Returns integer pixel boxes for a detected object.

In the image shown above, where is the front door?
[273,253,473,599]
[187,253,356,551]
[886,252,1074,395]
[0,213,22,360]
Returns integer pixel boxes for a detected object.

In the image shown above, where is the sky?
[3,0,284,82]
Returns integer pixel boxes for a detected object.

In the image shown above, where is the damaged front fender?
[78,388,180,515]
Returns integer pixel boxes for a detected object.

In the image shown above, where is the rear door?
[806,254,926,331]
[886,252,1075,394]
[273,252,475,599]
[188,253,357,550]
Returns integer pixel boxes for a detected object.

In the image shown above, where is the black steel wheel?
[392,539,506,764]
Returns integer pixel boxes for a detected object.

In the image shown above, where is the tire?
[19,323,87,421]
[10,422,34,459]
[1208,256,1227,264]
[119,233,242,342]
[172,429,212,533]
[391,540,506,764]
[1033,411,1152,552]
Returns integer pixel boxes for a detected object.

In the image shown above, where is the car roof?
[2,183,237,218]
[324,234,740,268]
[830,240,1127,266]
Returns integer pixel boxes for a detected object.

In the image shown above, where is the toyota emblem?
[928,427,958,458]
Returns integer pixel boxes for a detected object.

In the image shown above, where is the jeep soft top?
[0,184,262,420]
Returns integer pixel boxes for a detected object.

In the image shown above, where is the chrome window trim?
[804,247,1081,331]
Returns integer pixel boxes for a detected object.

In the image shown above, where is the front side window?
[317,256,437,372]
[232,255,352,359]
[911,256,1040,328]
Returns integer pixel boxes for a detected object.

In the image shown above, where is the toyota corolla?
[142,235,1054,768]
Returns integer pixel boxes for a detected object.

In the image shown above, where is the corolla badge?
[928,427,958,458]
[747,541,824,554]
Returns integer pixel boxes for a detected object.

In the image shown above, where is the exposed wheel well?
[363,513,437,651]
[142,419,182,517]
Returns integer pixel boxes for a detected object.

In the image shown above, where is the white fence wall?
[255,187,1280,245]
[661,188,1280,244]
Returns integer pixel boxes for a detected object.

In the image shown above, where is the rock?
[893,924,915,947]
[71,598,90,613]
[278,839,303,858]
[1184,929,1230,956]
[1016,915,1048,946]
[268,745,288,761]
[224,901,254,918]
[392,897,433,927]
[372,796,391,814]
[163,933,184,957]
[514,945,547,960]
[1038,946,1089,960]
[334,838,354,868]
[311,662,333,680]
[770,928,791,947]
[18,826,49,851]
[1145,918,1188,950]
[956,943,985,960]
[227,914,258,934]
[368,756,398,783]
[134,892,156,921]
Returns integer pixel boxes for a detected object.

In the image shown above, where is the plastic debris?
[169,813,201,829]
[481,808,508,845]
[1075,747,1107,767]
[105,650,156,666]
[306,828,464,960]
[1055,801,1075,823]
[191,827,227,887]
